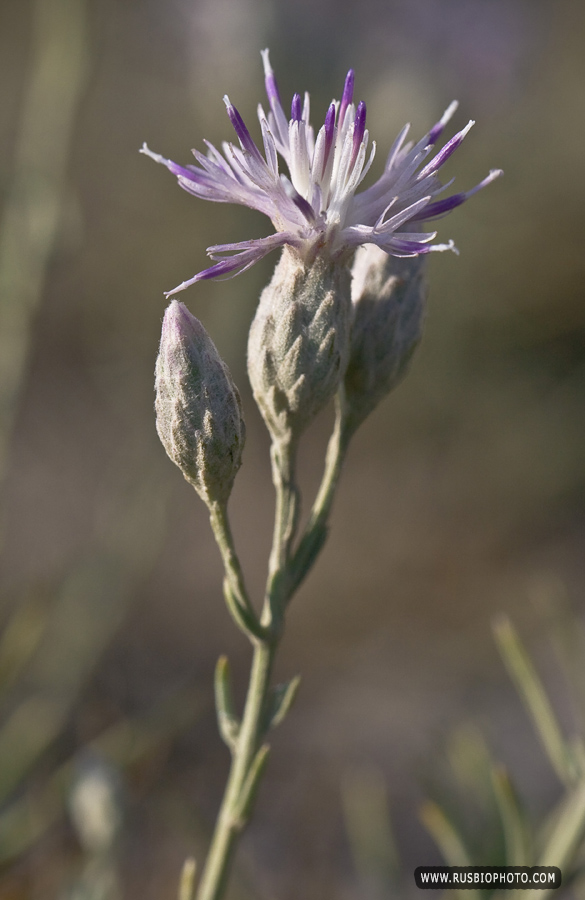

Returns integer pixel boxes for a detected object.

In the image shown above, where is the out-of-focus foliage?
[0,3,205,897]
[343,597,585,900]
[1,0,584,896]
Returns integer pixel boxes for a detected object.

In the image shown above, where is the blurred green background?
[1,0,585,897]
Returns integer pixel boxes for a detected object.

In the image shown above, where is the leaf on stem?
[222,578,267,642]
[215,656,240,751]
[233,744,271,830]
[289,523,328,596]
[266,675,301,730]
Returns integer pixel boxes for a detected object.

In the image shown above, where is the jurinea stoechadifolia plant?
[143,50,502,900]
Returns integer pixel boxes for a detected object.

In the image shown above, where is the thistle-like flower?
[141,50,502,297]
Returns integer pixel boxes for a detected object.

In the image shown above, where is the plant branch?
[289,392,351,597]
[209,503,266,641]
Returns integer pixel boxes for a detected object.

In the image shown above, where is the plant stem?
[289,393,350,595]
[265,436,299,630]
[209,504,265,640]
[197,442,295,900]
[198,404,351,900]
[195,639,275,900]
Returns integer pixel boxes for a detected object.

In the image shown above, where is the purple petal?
[338,69,354,127]
[376,195,432,232]
[417,121,474,180]
[427,101,459,145]
[205,232,299,256]
[290,190,316,222]
[261,48,281,105]
[291,93,302,122]
[350,101,367,170]
[164,251,263,295]
[163,232,300,296]
[322,103,336,174]
[384,123,410,172]
[223,97,263,161]
[388,238,434,255]
[140,143,205,184]
[389,236,457,256]
[410,169,503,221]
[465,168,504,196]
[260,49,289,151]
[410,192,466,220]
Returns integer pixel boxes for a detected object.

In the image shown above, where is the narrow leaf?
[523,778,585,900]
[268,675,301,730]
[493,616,575,785]
[491,765,532,865]
[178,857,197,900]
[222,578,267,642]
[234,744,271,829]
[214,656,240,751]
[420,801,474,867]
[539,778,585,870]
[0,589,51,697]
[341,766,400,885]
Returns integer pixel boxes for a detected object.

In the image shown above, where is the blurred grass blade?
[0,588,51,697]
[525,778,585,900]
[0,555,131,805]
[420,801,474,867]
[0,0,89,492]
[447,724,495,810]
[491,765,532,865]
[0,470,169,806]
[0,686,205,864]
[341,765,400,886]
[493,615,574,785]
[421,802,482,900]
[178,858,197,900]
[532,576,585,738]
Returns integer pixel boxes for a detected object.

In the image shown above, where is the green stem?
[198,400,351,900]
[197,443,296,900]
[289,394,351,595]
[264,436,299,631]
[195,639,275,900]
[209,503,266,641]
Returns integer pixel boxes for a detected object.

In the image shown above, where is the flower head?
[141,50,501,297]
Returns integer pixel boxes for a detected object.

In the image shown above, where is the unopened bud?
[155,301,245,507]
[344,245,426,433]
[247,247,351,442]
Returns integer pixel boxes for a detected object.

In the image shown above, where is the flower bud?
[155,301,245,507]
[344,244,426,434]
[247,247,351,442]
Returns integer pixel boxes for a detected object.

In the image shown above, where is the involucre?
[155,301,245,507]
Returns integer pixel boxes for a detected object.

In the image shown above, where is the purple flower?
[141,50,502,297]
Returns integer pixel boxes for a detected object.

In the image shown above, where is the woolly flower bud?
[155,301,245,507]
[344,244,426,433]
[247,247,351,442]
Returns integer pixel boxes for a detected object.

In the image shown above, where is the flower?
[141,50,502,297]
